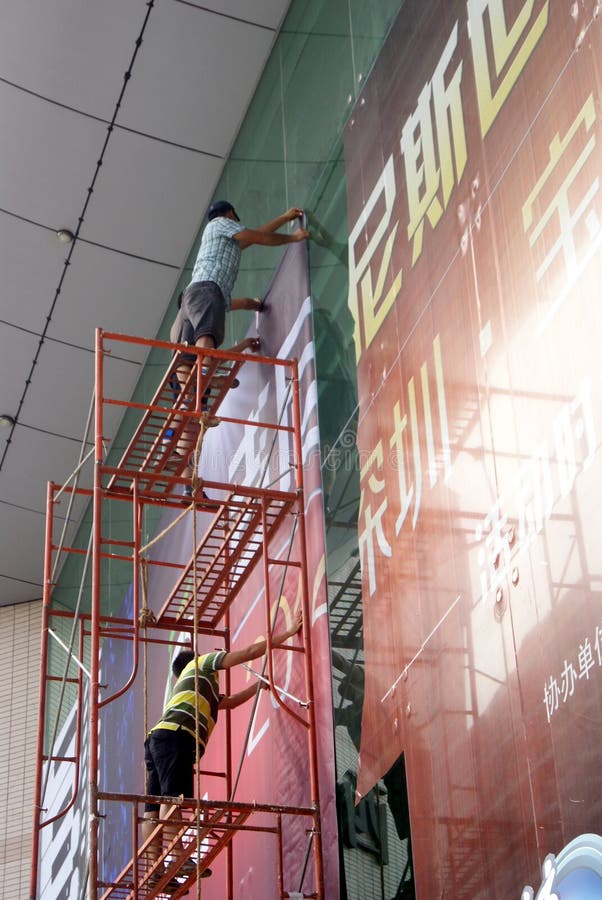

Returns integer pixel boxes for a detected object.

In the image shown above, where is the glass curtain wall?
[207,2,412,897]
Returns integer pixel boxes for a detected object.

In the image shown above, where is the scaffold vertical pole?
[29,481,55,900]
[277,814,284,900]
[224,537,234,900]
[290,360,325,898]
[89,328,104,899]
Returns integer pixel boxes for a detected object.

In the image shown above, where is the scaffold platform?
[98,795,318,900]
[31,330,324,900]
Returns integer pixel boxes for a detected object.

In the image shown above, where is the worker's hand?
[286,610,303,639]
[239,336,260,353]
[272,611,303,647]
[291,228,310,242]
[284,207,304,222]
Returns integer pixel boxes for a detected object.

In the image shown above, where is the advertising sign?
[344,1,602,895]
[96,241,338,898]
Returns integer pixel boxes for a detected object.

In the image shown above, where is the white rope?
[48,629,92,679]
[241,664,308,707]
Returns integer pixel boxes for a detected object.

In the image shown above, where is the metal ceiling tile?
[0,325,39,423]
[0,446,89,607]
[192,0,291,30]
[0,215,68,332]
[0,502,82,607]
[77,126,222,263]
[0,0,148,119]
[0,81,108,228]
[46,241,177,354]
[0,0,292,610]
[0,572,43,607]
[116,1,276,155]
[17,341,141,446]
[0,426,94,513]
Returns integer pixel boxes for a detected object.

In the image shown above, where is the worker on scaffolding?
[142,610,303,889]
[181,199,308,362]
[173,200,309,497]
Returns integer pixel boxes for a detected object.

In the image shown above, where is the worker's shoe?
[182,485,210,503]
[201,365,239,389]
[200,414,221,428]
[146,868,181,893]
[178,858,212,879]
[209,376,239,389]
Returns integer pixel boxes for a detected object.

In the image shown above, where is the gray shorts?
[181,281,226,348]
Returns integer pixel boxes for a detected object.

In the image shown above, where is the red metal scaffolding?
[31,330,325,899]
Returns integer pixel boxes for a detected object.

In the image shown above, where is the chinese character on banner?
[577,638,596,681]
[468,0,550,137]
[358,441,392,597]
[543,674,560,722]
[560,658,577,703]
[389,335,452,534]
[522,95,601,334]
[400,23,467,265]
[347,156,403,362]
[389,400,415,536]
[595,626,602,666]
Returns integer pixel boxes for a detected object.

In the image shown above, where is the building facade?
[33,1,602,898]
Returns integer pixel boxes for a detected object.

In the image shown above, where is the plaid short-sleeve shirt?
[189,216,245,306]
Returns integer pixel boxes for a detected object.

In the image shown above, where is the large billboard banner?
[95,241,338,898]
[344,1,602,896]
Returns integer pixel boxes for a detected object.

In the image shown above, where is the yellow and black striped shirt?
[150,651,226,751]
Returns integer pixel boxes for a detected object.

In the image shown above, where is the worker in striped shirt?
[142,610,302,887]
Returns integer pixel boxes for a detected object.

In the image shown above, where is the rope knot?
[138,608,157,628]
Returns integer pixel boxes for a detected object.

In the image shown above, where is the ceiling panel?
[0,426,94,513]
[78,127,223,262]
[46,242,177,352]
[0,217,68,332]
[0,485,82,605]
[117,2,276,154]
[0,573,43,607]
[0,82,107,228]
[0,0,292,606]
[0,501,82,608]
[0,0,147,119]
[193,0,291,29]
[17,342,143,445]
[0,325,39,423]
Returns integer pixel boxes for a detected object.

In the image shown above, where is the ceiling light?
[56,228,75,244]
[0,414,15,428]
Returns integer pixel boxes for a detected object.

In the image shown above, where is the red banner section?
[345,1,602,895]
[137,242,338,898]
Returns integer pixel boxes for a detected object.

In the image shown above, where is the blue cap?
[207,200,239,222]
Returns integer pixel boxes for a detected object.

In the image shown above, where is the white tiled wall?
[0,600,42,900]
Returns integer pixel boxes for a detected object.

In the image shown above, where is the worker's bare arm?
[228,336,260,354]
[218,681,266,710]
[230,297,263,311]
[234,227,308,250]
[220,611,303,669]
[256,207,304,234]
